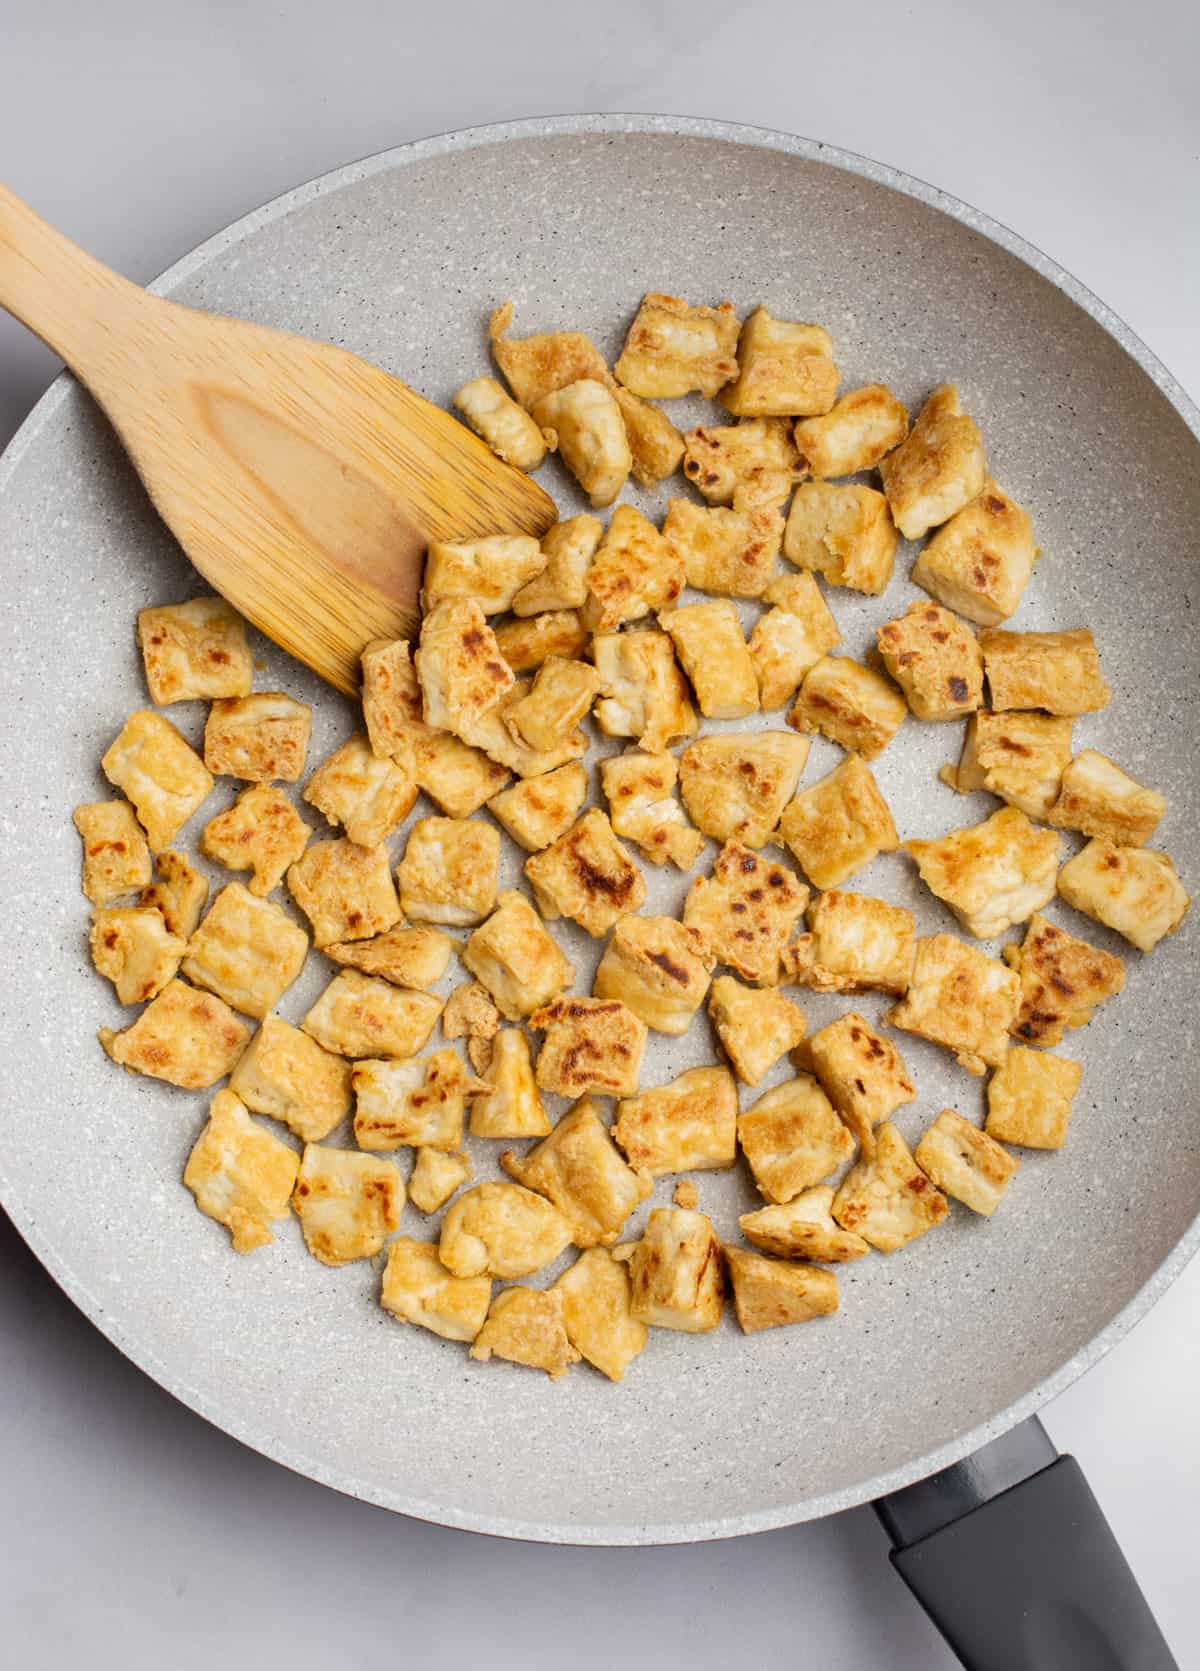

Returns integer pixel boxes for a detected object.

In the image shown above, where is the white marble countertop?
[2,3,1196,1664]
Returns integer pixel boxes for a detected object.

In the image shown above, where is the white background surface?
[2,3,1197,1666]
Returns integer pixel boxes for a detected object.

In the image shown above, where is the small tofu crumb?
[673,1181,699,1210]
[137,597,253,704]
[724,1247,839,1334]
[183,1090,298,1253]
[985,1047,1082,1149]
[381,1236,490,1341]
[442,981,502,1046]
[1048,750,1167,848]
[915,1110,1019,1216]
[719,306,837,418]
[628,1207,725,1332]
[878,385,986,541]
[1057,840,1190,953]
[293,1143,403,1266]
[203,694,312,784]
[470,1286,581,1380]
[708,975,808,1086]
[832,1122,948,1253]
[788,656,907,761]
[778,754,899,891]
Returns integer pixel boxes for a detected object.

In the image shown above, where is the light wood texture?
[0,185,556,694]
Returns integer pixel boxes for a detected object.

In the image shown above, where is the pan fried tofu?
[102,710,214,849]
[503,657,601,753]
[139,849,209,939]
[488,762,589,851]
[1058,839,1190,953]
[183,1090,299,1253]
[980,627,1111,716]
[440,1181,572,1279]
[555,1248,647,1381]
[905,807,1062,939]
[533,378,632,508]
[683,417,800,505]
[678,732,810,847]
[614,1065,738,1176]
[418,733,512,816]
[203,694,311,785]
[985,1046,1082,1149]
[302,971,442,1059]
[724,1247,839,1335]
[90,906,186,1005]
[661,497,783,599]
[832,1123,948,1252]
[442,981,500,1048]
[598,749,705,870]
[470,1286,580,1379]
[582,504,685,633]
[915,1109,1019,1216]
[804,1012,915,1151]
[529,996,648,1098]
[525,809,645,937]
[792,384,908,478]
[941,710,1074,821]
[912,481,1038,625]
[453,375,547,471]
[397,816,500,927]
[181,882,308,1019]
[513,516,601,615]
[99,978,249,1089]
[594,915,714,1035]
[463,889,575,1019]
[293,1143,403,1267]
[876,601,984,722]
[708,976,807,1086]
[720,306,838,418]
[628,1207,725,1332]
[471,1026,549,1138]
[739,1186,869,1263]
[493,610,590,675]
[887,934,1019,1074]
[749,573,842,710]
[612,384,685,487]
[137,596,253,704]
[592,629,697,751]
[738,1075,856,1203]
[325,924,452,990]
[614,292,740,399]
[458,677,588,779]
[201,785,312,896]
[503,1099,652,1247]
[661,601,759,721]
[788,657,907,761]
[786,890,914,996]
[73,800,153,904]
[229,1013,352,1141]
[381,1237,490,1341]
[286,838,400,946]
[783,482,898,595]
[415,598,514,734]
[407,1148,471,1215]
[302,733,417,847]
[778,754,899,890]
[488,302,609,408]
[878,385,987,541]
[1004,913,1125,1047]
[683,841,809,985]
[360,637,423,763]
[1049,750,1166,847]
[353,1048,488,1151]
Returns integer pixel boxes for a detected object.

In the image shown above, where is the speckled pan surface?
[1,115,1198,1545]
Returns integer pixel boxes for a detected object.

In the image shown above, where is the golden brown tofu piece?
[453,375,548,471]
[360,637,423,763]
[458,675,589,778]
[832,1122,948,1253]
[286,837,400,947]
[941,710,1074,821]
[503,656,602,754]
[325,923,453,991]
[683,841,809,986]
[440,1180,572,1279]
[786,890,914,996]
[200,784,312,897]
[598,749,705,870]
[406,1148,471,1215]
[788,656,907,761]
[778,754,899,890]
[661,496,783,599]
[89,906,186,1005]
[783,482,898,595]
[353,1048,488,1151]
[804,1011,916,1151]
[912,480,1038,626]
[463,889,575,1020]
[301,971,442,1059]
[878,384,987,541]
[180,882,308,1020]
[661,600,760,721]
[593,914,714,1035]
[738,1074,856,1203]
[1003,913,1125,1047]
[683,417,799,505]
[100,978,249,1089]
[628,1206,725,1332]
[905,806,1062,939]
[137,596,253,705]
[442,981,501,1049]
[1049,750,1167,847]
[512,516,602,615]
[739,1186,869,1263]
[611,384,685,487]
[488,762,589,852]
[229,1013,352,1142]
[470,1026,550,1139]
[876,600,984,722]
[102,710,214,849]
[73,800,153,904]
[415,598,515,734]
[980,627,1111,716]
[613,1065,738,1176]
[381,1236,490,1342]
[495,605,594,680]
[140,849,210,939]
[529,996,648,1099]
[724,1247,839,1335]
[488,301,609,408]
[397,816,500,927]
[533,378,632,508]
[203,694,311,785]
[555,1247,647,1382]
[183,1090,298,1254]
[470,1286,580,1380]
[581,504,685,633]
[503,1100,652,1248]
[887,934,1019,1075]
[720,306,838,417]
[524,808,645,937]
[915,1110,1019,1216]
[985,1046,1082,1149]
[302,733,417,847]
[614,291,740,399]
[707,975,807,1086]
[678,731,810,847]
[293,1143,403,1267]
[592,629,697,751]
[749,572,842,710]
[1057,839,1190,953]
[792,383,909,478]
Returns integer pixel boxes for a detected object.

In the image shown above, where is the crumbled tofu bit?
[582,504,686,634]
[471,1026,549,1138]
[792,384,909,478]
[786,890,915,996]
[440,1180,572,1279]
[598,749,705,870]
[492,610,590,675]
[878,384,987,541]
[353,1048,488,1151]
[463,889,575,1020]
[661,497,783,600]
[529,996,648,1098]
[101,710,214,849]
[941,710,1074,821]
[788,656,907,761]
[723,1247,839,1335]
[783,482,898,595]
[614,291,741,399]
[876,600,984,723]
[832,1122,948,1252]
[738,1186,869,1263]
[470,1286,581,1379]
[488,302,609,409]
[532,378,633,508]
[915,1109,1019,1217]
[90,906,186,1005]
[804,1011,916,1152]
[719,306,838,418]
[488,762,590,851]
[1004,913,1125,1047]
[980,627,1111,716]
[415,598,514,735]
[397,816,500,928]
[381,1236,490,1340]
[738,1075,856,1204]
[302,971,442,1059]
[612,384,686,487]
[628,1206,725,1332]
[458,676,589,779]
[325,923,453,991]
[524,808,646,937]
[301,733,417,848]
[985,1046,1083,1149]
[183,1090,299,1253]
[886,934,1019,1074]
[673,1180,700,1209]
[200,784,312,897]
[749,573,842,710]
[683,841,809,986]
[905,806,1062,940]
[1058,839,1191,953]
[912,480,1038,626]
[180,882,308,1019]
[203,694,312,785]
[73,800,153,904]
[453,375,548,471]
[408,1148,471,1215]
[678,731,811,847]
[661,600,760,722]
[442,981,501,1045]
[555,1247,648,1381]
[100,978,249,1089]
[286,837,400,947]
[140,849,208,938]
[503,1099,652,1247]
[137,597,253,705]
[1049,750,1167,848]
[229,1013,352,1141]
[592,629,697,751]
[593,915,715,1036]
[683,417,800,506]
[503,656,602,754]
[293,1143,403,1267]
[513,515,602,615]
[613,1065,738,1176]
[778,753,900,890]
[708,975,808,1086]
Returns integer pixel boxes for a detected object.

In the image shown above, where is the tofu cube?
[286,837,401,946]
[381,1236,490,1341]
[302,733,417,847]
[661,497,783,599]
[593,915,714,1035]
[788,656,907,760]
[89,906,186,1005]
[529,996,648,1099]
[738,1186,869,1263]
[397,816,500,927]
[503,1099,652,1248]
[738,1074,856,1203]
[324,924,453,991]
[786,890,915,996]
[183,1090,299,1253]
[749,572,842,711]
[360,636,423,763]
[457,675,588,778]
[524,809,645,936]
[503,656,602,754]
[876,600,984,722]
[832,1122,948,1252]
[493,610,590,674]
[73,800,153,904]
[804,1012,916,1151]
[613,1065,738,1176]
[488,302,609,408]
[203,694,312,784]
[941,710,1074,821]
[353,1048,488,1150]
[1004,913,1125,1047]
[532,378,632,508]
[980,627,1111,716]
[555,1247,648,1382]
[415,598,515,735]
[628,1207,725,1332]
[985,1046,1083,1149]
[792,383,909,478]
[470,1286,581,1379]
[612,384,686,488]
[878,385,987,541]
[915,1109,1019,1216]
[582,504,685,633]
[708,975,808,1086]
[661,600,760,721]
[293,1143,403,1267]
[470,1026,550,1139]
[1057,840,1190,953]
[592,628,697,751]
[905,806,1062,939]
[678,731,811,847]
[783,482,898,595]
[422,534,546,615]
[463,889,575,1019]
[99,978,250,1089]
[683,841,809,986]
[683,417,799,506]
[1049,750,1167,847]
[719,306,838,417]
[598,749,705,870]
[102,709,214,849]
[201,784,313,896]
[180,882,308,1019]
[229,1013,352,1141]
[614,291,741,399]
[778,754,900,890]
[140,848,208,938]
[439,1181,572,1279]
[724,1246,839,1335]
[912,480,1038,625]
[887,934,1019,1074]
[137,596,252,704]
[406,1148,471,1215]
[453,375,547,471]
[512,515,602,615]
[301,971,442,1059]
[488,762,589,851]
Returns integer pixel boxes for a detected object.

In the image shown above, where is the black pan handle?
[875,1417,1178,1671]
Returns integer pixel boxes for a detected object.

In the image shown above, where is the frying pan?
[0,116,1196,1669]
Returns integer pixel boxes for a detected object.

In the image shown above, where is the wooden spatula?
[0,184,557,695]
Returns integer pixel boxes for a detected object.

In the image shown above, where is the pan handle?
[874,1417,1178,1671]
